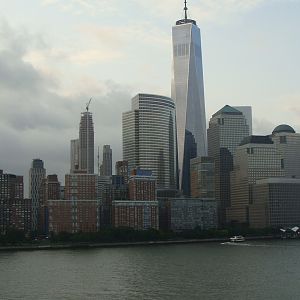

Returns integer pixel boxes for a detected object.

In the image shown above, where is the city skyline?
[0,0,300,193]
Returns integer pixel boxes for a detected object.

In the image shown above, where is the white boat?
[230,236,245,242]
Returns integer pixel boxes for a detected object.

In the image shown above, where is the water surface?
[1,240,300,299]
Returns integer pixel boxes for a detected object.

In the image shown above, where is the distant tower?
[122,94,177,190]
[70,139,80,173]
[79,100,94,174]
[172,1,207,195]
[207,105,249,225]
[101,145,112,176]
[29,159,46,231]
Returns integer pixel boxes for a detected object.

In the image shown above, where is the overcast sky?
[0,0,300,195]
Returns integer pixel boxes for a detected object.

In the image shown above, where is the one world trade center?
[171,1,207,196]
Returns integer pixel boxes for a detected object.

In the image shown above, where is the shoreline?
[0,235,279,252]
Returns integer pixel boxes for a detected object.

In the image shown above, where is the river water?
[1,240,300,299]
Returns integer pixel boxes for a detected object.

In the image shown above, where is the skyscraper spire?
[184,0,188,20]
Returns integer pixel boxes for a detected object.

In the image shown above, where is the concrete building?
[190,157,215,199]
[172,3,207,196]
[169,198,217,232]
[129,169,156,202]
[233,106,253,135]
[48,200,99,234]
[122,94,177,190]
[112,200,159,231]
[271,124,300,179]
[115,160,129,183]
[101,145,112,176]
[249,178,300,229]
[207,105,249,225]
[29,159,46,231]
[79,111,94,174]
[227,136,284,225]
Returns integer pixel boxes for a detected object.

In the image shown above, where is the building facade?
[112,200,159,231]
[101,145,112,176]
[233,106,253,135]
[79,111,94,174]
[29,159,46,231]
[271,124,300,179]
[115,160,129,183]
[48,200,99,234]
[227,136,284,224]
[0,170,30,233]
[70,139,80,173]
[129,169,156,202]
[123,94,177,189]
[171,6,207,195]
[207,105,249,225]
[169,198,217,232]
[249,178,300,229]
[190,157,215,199]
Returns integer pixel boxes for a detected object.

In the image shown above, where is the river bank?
[0,235,279,252]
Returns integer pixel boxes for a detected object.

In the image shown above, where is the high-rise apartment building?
[79,111,94,174]
[172,3,207,195]
[123,94,177,189]
[101,145,112,176]
[207,105,249,225]
[70,139,80,173]
[271,124,300,179]
[227,136,284,224]
[29,159,46,231]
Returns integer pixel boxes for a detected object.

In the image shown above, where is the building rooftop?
[272,124,296,134]
[240,135,273,146]
[212,105,242,117]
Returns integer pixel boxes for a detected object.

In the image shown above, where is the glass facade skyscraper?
[171,8,207,195]
[122,94,177,190]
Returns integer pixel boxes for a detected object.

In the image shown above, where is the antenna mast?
[86,98,92,112]
[184,0,188,20]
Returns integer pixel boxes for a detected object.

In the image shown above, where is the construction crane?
[86,98,92,112]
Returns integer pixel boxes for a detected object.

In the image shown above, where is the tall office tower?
[233,106,253,135]
[101,145,112,176]
[122,94,177,190]
[227,136,284,224]
[171,2,207,195]
[70,139,80,173]
[271,125,300,178]
[190,157,215,199]
[115,160,129,183]
[29,159,46,231]
[79,110,94,174]
[207,105,249,225]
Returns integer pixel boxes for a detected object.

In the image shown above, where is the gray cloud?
[0,21,132,196]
